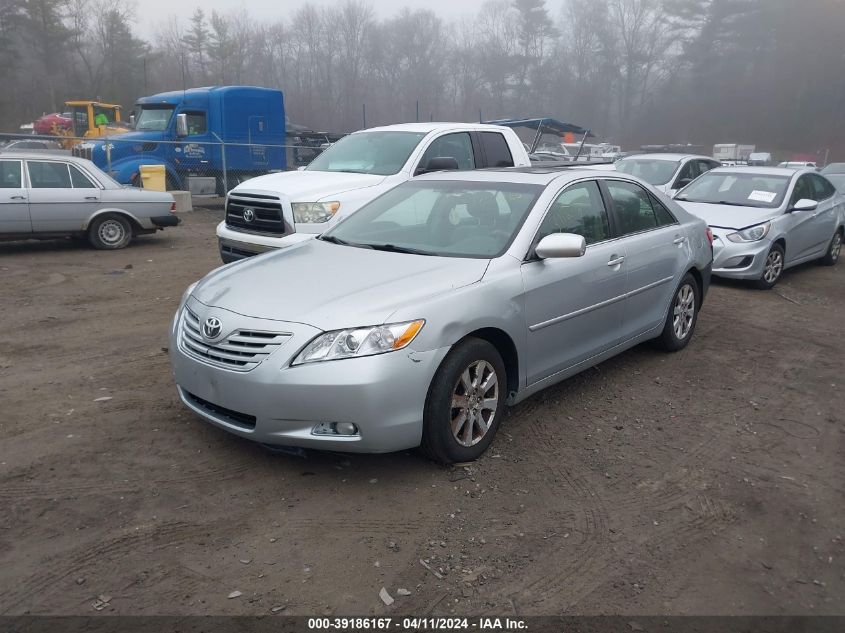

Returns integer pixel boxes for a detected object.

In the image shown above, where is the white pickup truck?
[216,122,531,262]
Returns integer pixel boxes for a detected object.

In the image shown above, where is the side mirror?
[535,233,587,259]
[415,156,460,176]
[129,114,136,127]
[791,198,818,212]
[175,113,188,137]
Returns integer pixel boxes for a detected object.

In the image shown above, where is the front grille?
[220,243,258,261]
[72,146,93,160]
[179,307,291,371]
[226,192,288,235]
[184,390,256,430]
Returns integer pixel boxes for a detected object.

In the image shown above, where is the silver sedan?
[674,167,844,288]
[170,168,713,462]
[0,152,178,250]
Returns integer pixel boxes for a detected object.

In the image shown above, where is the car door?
[0,158,31,234]
[804,174,839,253]
[26,160,102,232]
[784,174,832,262]
[521,180,628,385]
[601,178,688,338]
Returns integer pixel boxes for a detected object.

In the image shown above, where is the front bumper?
[169,298,449,453]
[216,222,315,263]
[710,229,771,280]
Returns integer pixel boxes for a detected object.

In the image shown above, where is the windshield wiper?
[366,243,434,256]
[319,235,374,249]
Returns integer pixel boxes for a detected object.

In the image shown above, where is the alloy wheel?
[450,360,499,447]
[763,249,783,284]
[672,283,696,340]
[831,233,842,263]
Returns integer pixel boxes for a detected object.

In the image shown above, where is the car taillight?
[705,227,714,245]
[170,202,176,213]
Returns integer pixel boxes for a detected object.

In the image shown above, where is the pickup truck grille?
[179,306,292,372]
[226,192,288,235]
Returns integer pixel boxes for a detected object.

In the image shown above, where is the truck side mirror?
[176,113,188,137]
[129,114,136,127]
[415,156,460,176]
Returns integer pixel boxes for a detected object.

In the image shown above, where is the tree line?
[1,0,843,157]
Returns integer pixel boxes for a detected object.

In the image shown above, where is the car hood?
[231,170,387,202]
[192,239,489,331]
[674,200,780,229]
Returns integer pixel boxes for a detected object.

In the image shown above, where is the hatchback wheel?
[89,213,132,250]
[421,338,506,464]
[819,229,842,266]
[655,273,700,352]
[754,243,785,289]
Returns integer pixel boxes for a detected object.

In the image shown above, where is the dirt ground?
[0,208,842,617]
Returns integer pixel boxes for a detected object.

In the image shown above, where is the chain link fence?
[0,132,336,197]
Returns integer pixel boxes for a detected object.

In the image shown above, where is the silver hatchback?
[170,168,713,463]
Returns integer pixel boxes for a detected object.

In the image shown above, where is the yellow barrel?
[139,164,167,191]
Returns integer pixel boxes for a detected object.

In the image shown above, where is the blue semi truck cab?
[75,86,286,194]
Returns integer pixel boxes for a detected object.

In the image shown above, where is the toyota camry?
[170,167,713,463]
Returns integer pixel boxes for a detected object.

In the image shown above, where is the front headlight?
[726,221,771,243]
[291,320,425,366]
[292,201,340,224]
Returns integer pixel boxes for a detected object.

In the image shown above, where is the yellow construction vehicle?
[50,101,130,147]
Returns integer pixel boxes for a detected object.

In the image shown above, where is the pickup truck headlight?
[291,320,425,366]
[292,201,340,224]
[726,221,771,243]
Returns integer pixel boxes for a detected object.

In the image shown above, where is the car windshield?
[615,158,680,185]
[306,131,426,176]
[134,105,175,131]
[321,180,543,258]
[675,172,790,208]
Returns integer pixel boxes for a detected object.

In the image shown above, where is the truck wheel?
[89,213,133,250]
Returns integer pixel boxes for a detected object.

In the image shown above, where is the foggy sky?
[137,0,489,37]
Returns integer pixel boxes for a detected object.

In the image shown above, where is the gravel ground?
[0,208,842,616]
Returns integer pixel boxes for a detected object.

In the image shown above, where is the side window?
[419,132,475,171]
[480,132,514,168]
[697,160,716,176]
[536,181,610,245]
[69,165,97,188]
[185,111,207,135]
[676,160,697,185]
[790,175,813,204]
[27,161,72,188]
[649,193,678,226]
[0,160,23,188]
[606,180,659,236]
[810,174,834,201]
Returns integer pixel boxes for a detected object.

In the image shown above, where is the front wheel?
[753,243,785,289]
[655,273,700,352]
[421,338,507,464]
[88,213,132,250]
[819,229,842,266]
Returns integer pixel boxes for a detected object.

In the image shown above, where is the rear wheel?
[753,243,785,289]
[88,213,132,250]
[819,229,842,266]
[421,338,507,464]
[655,273,700,352]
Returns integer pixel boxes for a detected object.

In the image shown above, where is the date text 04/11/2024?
[306,617,528,631]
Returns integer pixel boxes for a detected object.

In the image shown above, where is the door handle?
[607,255,625,267]
[84,196,99,200]
[673,236,687,245]
[10,195,25,200]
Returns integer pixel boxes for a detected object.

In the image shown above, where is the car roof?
[0,151,81,163]
[356,122,512,134]
[709,166,802,176]
[620,153,712,161]
[415,166,627,186]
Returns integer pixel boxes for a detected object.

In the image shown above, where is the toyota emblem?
[243,208,255,223]
[202,316,223,340]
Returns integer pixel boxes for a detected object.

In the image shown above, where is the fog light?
[311,422,359,436]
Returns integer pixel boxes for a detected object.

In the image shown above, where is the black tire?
[819,229,842,266]
[753,243,785,289]
[654,273,700,352]
[88,213,133,250]
[420,338,507,464]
